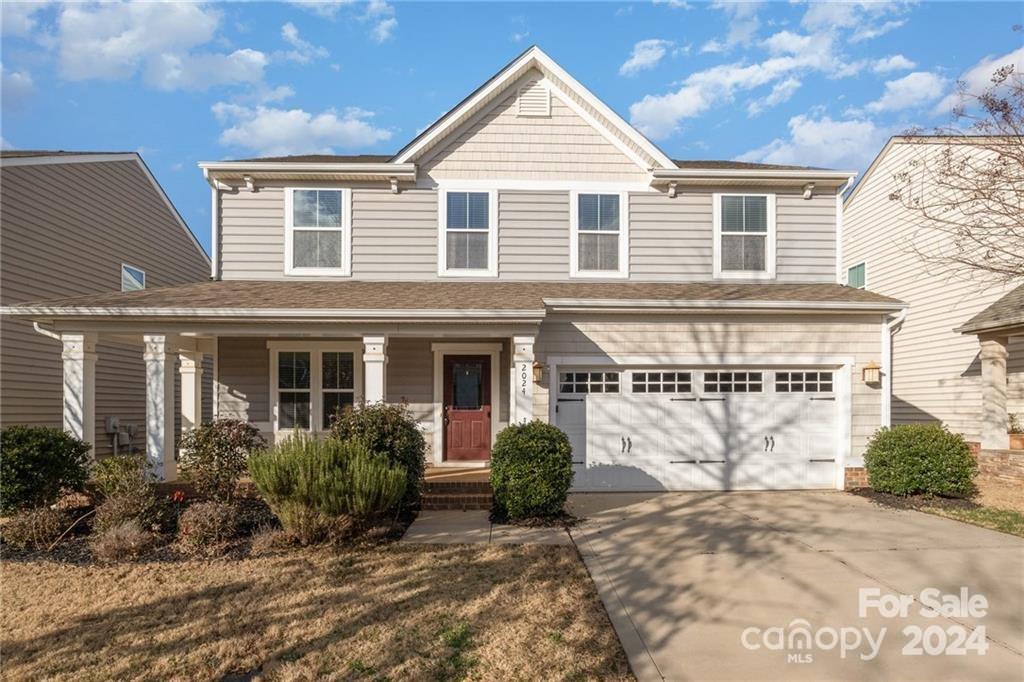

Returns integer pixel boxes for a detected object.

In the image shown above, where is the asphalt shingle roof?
[958,283,1024,334]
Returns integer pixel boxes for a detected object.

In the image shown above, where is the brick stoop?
[421,481,493,510]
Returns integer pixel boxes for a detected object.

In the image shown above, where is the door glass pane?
[452,362,482,409]
[280,392,311,429]
[322,352,354,390]
[323,392,354,427]
[278,352,310,389]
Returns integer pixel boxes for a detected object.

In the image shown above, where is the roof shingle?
[958,283,1024,334]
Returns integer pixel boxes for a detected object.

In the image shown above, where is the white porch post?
[179,351,204,433]
[363,335,388,403]
[144,334,178,481]
[512,335,535,424]
[61,332,97,453]
[980,334,1010,450]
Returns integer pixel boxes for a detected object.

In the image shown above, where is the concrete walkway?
[401,510,572,545]
[568,491,1024,682]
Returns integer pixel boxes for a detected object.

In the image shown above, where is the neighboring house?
[5,47,905,491]
[0,151,211,455]
[842,136,1023,449]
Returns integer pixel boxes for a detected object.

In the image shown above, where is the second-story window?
[121,264,146,291]
[439,190,496,276]
[286,188,350,276]
[572,192,628,278]
[714,193,775,279]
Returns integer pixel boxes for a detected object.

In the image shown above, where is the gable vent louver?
[517,81,551,118]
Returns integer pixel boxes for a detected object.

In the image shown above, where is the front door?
[443,355,492,461]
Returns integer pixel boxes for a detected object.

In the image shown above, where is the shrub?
[176,501,238,555]
[1009,413,1023,435]
[328,402,425,508]
[249,525,294,555]
[249,433,407,544]
[90,520,156,562]
[179,420,266,503]
[91,454,151,500]
[0,426,91,514]
[93,490,177,535]
[1,507,67,550]
[490,421,573,519]
[864,424,977,497]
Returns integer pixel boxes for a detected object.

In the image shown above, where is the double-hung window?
[285,188,350,276]
[713,193,775,279]
[572,192,627,277]
[271,343,362,433]
[439,190,496,276]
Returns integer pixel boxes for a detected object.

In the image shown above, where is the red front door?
[443,355,492,461]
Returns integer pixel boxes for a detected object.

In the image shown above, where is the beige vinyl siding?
[533,313,884,463]
[218,185,286,280]
[776,190,837,282]
[843,140,1024,441]
[0,159,209,455]
[216,337,270,426]
[351,188,438,280]
[497,190,569,280]
[629,191,713,280]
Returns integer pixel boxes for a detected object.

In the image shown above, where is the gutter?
[197,161,417,178]
[651,168,858,182]
[2,305,547,321]
[32,321,62,341]
[543,298,907,313]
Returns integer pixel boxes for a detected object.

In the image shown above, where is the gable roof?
[391,46,676,171]
[957,283,1024,335]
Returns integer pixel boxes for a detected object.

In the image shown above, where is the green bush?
[176,501,238,555]
[92,454,151,500]
[249,433,407,544]
[1,507,68,550]
[490,421,574,519]
[0,426,91,514]
[328,402,425,508]
[864,424,977,497]
[179,419,267,502]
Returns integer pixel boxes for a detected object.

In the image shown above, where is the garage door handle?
[670,459,698,464]
[572,460,585,465]
[627,436,632,453]
[764,436,769,452]
[810,397,836,401]
[621,436,626,453]
[557,398,584,402]
[700,397,726,402]
[670,397,697,402]
[699,459,725,464]
[809,458,836,463]
[770,436,775,452]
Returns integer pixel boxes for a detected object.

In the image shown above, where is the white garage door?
[556,368,840,491]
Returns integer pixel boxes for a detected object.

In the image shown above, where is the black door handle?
[770,436,775,452]
[764,436,769,452]
[627,436,632,453]
[621,436,626,453]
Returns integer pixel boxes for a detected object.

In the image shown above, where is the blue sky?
[2,1,1022,255]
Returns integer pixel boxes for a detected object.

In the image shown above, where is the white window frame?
[120,263,146,291]
[268,341,363,434]
[712,192,776,280]
[284,187,352,277]
[437,188,498,277]
[569,190,629,279]
[846,261,867,289]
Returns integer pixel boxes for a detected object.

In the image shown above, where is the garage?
[555,366,842,491]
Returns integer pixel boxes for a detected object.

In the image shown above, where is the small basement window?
[121,264,145,291]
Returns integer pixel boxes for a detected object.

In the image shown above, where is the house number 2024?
[519,363,529,395]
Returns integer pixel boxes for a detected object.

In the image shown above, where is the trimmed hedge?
[863,424,977,497]
[490,421,573,519]
[0,426,90,514]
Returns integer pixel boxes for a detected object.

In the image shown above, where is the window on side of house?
[121,264,146,291]
[274,348,359,432]
[714,194,774,279]
[441,190,494,275]
[287,188,348,275]
[573,193,626,277]
[847,262,866,289]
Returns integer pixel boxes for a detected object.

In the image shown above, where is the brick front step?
[421,493,493,511]
[423,481,492,495]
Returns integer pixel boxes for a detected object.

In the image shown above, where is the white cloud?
[872,54,916,74]
[1,63,34,110]
[747,77,801,117]
[620,39,673,76]
[280,22,328,63]
[738,113,889,170]
[0,136,14,150]
[700,0,762,54]
[511,31,530,43]
[288,1,357,20]
[366,0,397,43]
[801,1,908,44]
[1,1,51,37]
[652,0,692,9]
[145,49,267,91]
[212,102,393,156]
[865,71,946,113]
[850,19,905,43]
[932,46,1024,116]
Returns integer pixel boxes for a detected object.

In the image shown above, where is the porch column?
[980,334,1010,450]
[512,335,535,424]
[61,332,97,454]
[144,334,177,481]
[179,351,203,433]
[363,335,388,403]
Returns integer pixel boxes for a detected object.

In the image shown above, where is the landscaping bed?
[1,543,632,681]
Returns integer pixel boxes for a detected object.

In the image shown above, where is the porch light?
[862,361,881,385]
[532,361,545,383]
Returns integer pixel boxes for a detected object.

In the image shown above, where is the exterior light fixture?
[802,182,815,200]
[862,361,881,385]
[532,361,545,383]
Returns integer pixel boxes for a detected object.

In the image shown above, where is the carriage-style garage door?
[556,367,840,491]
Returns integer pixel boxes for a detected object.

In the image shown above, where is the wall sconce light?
[862,361,881,385]
[243,175,257,193]
[532,361,545,383]
[668,181,678,198]
[802,182,815,200]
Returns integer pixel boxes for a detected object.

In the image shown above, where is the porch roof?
[3,280,904,321]
[957,283,1024,335]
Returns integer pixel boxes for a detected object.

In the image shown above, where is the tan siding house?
[842,137,1024,444]
[7,47,904,491]
[0,152,210,455]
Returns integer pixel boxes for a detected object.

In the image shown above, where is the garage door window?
[632,371,692,394]
[775,371,833,393]
[703,371,763,393]
[559,371,620,394]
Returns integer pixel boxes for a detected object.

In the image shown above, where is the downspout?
[203,168,220,281]
[881,308,909,427]
[32,321,61,341]
[835,176,855,283]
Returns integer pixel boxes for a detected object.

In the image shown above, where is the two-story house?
[6,47,904,491]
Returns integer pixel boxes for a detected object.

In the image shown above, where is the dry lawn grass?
[1,543,632,681]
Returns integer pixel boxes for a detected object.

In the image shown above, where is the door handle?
[764,436,769,452]
[621,436,626,453]
[627,436,632,453]
[770,436,775,452]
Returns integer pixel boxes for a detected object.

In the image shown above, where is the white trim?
[430,342,503,465]
[284,187,352,277]
[120,263,146,292]
[543,299,906,312]
[2,305,547,319]
[209,180,219,280]
[198,161,417,177]
[569,190,629,279]
[835,177,853,283]
[712,192,776,280]
[267,340,363,434]
[417,178,655,192]
[436,188,499,277]
[835,359,853,489]
[654,168,857,181]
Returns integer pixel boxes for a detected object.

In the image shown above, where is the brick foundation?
[973,449,1024,483]
[844,467,869,490]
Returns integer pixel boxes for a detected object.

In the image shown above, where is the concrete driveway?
[568,491,1024,682]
